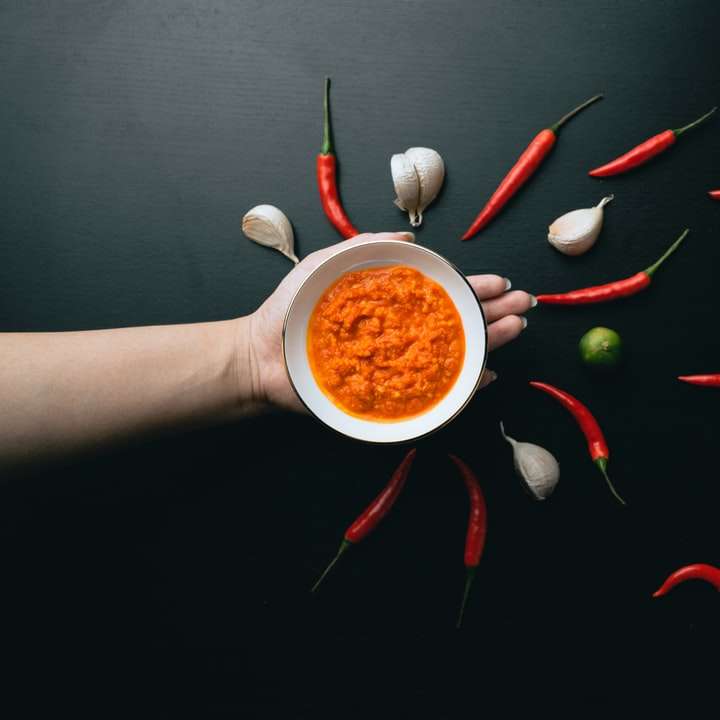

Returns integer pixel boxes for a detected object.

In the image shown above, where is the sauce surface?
[307,265,465,420]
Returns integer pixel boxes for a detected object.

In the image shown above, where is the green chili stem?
[595,457,626,506]
[549,94,603,134]
[321,76,333,155]
[673,107,717,137]
[311,539,350,593]
[456,567,477,629]
[644,229,690,278]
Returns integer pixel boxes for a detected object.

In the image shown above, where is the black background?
[1,1,719,716]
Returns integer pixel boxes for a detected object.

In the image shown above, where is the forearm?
[0,317,260,467]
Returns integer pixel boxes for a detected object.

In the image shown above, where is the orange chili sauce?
[307,265,465,421]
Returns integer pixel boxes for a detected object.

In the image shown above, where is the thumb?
[337,231,416,247]
[300,231,416,272]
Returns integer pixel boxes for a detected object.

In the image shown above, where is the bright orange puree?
[307,265,465,420]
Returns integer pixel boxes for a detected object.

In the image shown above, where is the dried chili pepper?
[536,228,689,305]
[311,448,416,593]
[589,107,716,177]
[461,94,602,240]
[316,77,359,239]
[653,564,720,597]
[529,381,625,505]
[449,454,488,628]
[678,374,720,386]
[709,190,720,200]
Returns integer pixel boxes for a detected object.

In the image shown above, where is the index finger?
[302,231,416,271]
[467,274,511,300]
[331,231,416,248]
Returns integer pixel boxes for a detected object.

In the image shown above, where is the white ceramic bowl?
[283,240,488,443]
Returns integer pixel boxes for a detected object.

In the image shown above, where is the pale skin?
[0,232,534,469]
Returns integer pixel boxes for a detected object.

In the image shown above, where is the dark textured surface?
[1,1,719,715]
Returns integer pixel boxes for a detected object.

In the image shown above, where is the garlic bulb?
[547,195,614,256]
[500,422,559,501]
[391,147,445,227]
[242,204,298,263]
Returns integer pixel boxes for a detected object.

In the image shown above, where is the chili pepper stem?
[311,539,351,593]
[321,77,333,155]
[673,106,717,136]
[549,94,603,133]
[456,567,477,629]
[644,229,690,277]
[595,457,626,506]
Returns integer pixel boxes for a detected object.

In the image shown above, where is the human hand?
[245,232,535,412]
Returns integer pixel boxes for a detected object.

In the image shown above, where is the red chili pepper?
[536,229,689,305]
[678,374,720,386]
[448,454,488,628]
[529,381,625,505]
[316,78,359,239]
[589,107,716,177]
[461,94,602,240]
[311,448,416,593]
[709,190,720,200]
[653,564,720,597]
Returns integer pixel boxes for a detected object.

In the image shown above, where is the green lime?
[579,327,622,370]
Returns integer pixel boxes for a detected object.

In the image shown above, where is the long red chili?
[536,228,689,305]
[653,564,720,597]
[311,448,416,593]
[529,381,625,505]
[589,107,716,177]
[678,374,720,387]
[461,94,602,240]
[316,77,359,239]
[709,190,720,200]
[449,454,487,628]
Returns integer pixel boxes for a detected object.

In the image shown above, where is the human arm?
[0,232,533,467]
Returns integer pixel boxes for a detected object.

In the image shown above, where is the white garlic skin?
[242,204,299,264]
[547,195,614,256]
[500,422,559,501]
[391,147,445,227]
[391,153,421,224]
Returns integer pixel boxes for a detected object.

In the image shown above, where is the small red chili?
[449,454,488,628]
[316,77,359,239]
[678,374,720,386]
[529,381,625,505]
[589,107,716,177]
[653,564,720,597]
[311,448,416,593]
[461,94,602,240]
[709,190,720,200]
[536,229,689,305]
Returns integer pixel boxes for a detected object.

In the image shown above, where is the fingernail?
[504,278,512,291]
[484,369,498,384]
[397,232,416,242]
[520,316,528,329]
[529,295,538,308]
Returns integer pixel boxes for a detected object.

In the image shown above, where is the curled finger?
[478,368,498,390]
[482,291,536,324]
[487,315,527,351]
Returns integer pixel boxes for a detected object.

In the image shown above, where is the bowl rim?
[281,239,488,444]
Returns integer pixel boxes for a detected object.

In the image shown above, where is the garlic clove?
[391,147,445,227]
[404,147,445,223]
[391,153,421,222]
[242,204,299,264]
[547,195,613,256]
[500,422,560,501]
